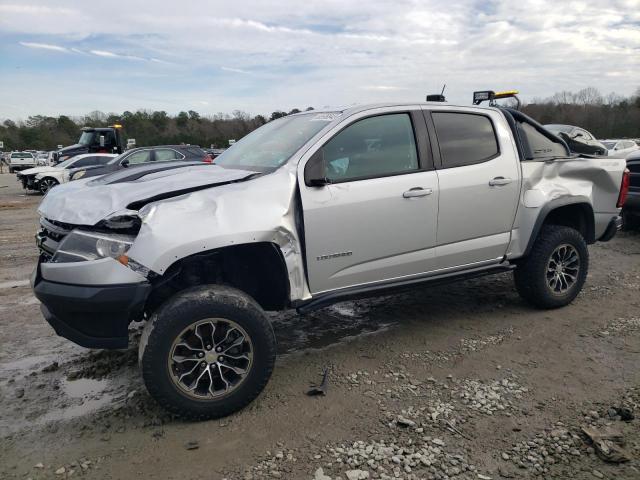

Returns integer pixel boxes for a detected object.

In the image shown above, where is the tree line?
[522,87,640,139]
[0,107,313,152]
[1,87,639,151]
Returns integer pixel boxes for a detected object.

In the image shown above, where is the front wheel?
[514,225,588,309]
[39,177,58,194]
[139,285,276,420]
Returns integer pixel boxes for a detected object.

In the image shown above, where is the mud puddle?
[38,378,117,424]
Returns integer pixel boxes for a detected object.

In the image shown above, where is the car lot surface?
[0,172,639,479]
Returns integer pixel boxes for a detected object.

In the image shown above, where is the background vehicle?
[8,151,36,173]
[70,145,211,180]
[544,124,608,156]
[35,152,50,166]
[55,124,126,163]
[33,99,626,420]
[30,153,117,195]
[602,139,639,158]
[203,147,226,160]
[17,153,116,194]
[622,150,640,230]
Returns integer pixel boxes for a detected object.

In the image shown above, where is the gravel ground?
[0,172,639,480]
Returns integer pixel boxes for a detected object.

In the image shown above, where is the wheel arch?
[523,197,595,257]
[145,242,291,314]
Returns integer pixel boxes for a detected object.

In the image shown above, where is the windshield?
[57,158,77,168]
[214,113,340,171]
[602,141,617,149]
[544,124,573,135]
[78,131,97,146]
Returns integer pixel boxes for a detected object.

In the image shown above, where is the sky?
[0,0,639,119]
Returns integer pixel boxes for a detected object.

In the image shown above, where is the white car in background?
[17,153,117,194]
[35,152,50,166]
[602,139,639,158]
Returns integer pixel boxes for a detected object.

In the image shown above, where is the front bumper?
[32,262,151,349]
[16,173,38,190]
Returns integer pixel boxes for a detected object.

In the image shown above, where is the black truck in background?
[55,124,126,164]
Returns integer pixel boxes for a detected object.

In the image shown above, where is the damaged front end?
[33,211,151,349]
[32,162,309,349]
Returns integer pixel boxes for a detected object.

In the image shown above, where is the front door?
[299,110,439,293]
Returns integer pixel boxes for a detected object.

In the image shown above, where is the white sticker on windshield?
[310,113,342,121]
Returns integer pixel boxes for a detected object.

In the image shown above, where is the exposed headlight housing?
[72,169,86,180]
[52,230,135,263]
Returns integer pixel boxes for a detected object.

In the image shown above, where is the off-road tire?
[139,285,276,420]
[514,225,588,309]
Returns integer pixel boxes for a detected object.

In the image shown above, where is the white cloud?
[90,50,145,61]
[221,66,252,75]
[19,41,69,53]
[361,85,406,91]
[1,0,639,117]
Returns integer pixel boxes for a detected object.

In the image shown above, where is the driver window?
[126,150,152,164]
[321,113,418,182]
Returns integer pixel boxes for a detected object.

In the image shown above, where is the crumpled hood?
[38,164,258,225]
[18,166,60,176]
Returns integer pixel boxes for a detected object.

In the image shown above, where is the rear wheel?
[139,285,276,420]
[514,225,588,309]
[39,177,58,194]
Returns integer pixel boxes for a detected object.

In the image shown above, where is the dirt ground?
[1,171,639,480]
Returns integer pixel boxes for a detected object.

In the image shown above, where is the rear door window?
[432,112,499,168]
[154,149,183,161]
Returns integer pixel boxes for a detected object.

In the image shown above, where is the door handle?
[403,187,433,198]
[488,176,513,186]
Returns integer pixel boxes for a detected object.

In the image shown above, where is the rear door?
[299,108,440,293]
[425,108,520,271]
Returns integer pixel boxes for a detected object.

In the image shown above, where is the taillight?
[617,168,630,208]
[202,155,213,164]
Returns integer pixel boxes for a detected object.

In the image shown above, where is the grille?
[37,217,77,260]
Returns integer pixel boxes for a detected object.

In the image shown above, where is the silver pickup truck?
[32,97,629,419]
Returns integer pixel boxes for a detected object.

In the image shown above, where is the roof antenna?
[426,84,446,102]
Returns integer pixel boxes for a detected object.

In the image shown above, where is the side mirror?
[121,158,130,168]
[99,135,105,147]
[304,149,328,187]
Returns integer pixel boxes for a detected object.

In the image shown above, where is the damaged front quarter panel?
[126,164,311,302]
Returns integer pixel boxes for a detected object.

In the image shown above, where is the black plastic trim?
[295,263,515,314]
[522,197,595,257]
[33,272,151,349]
